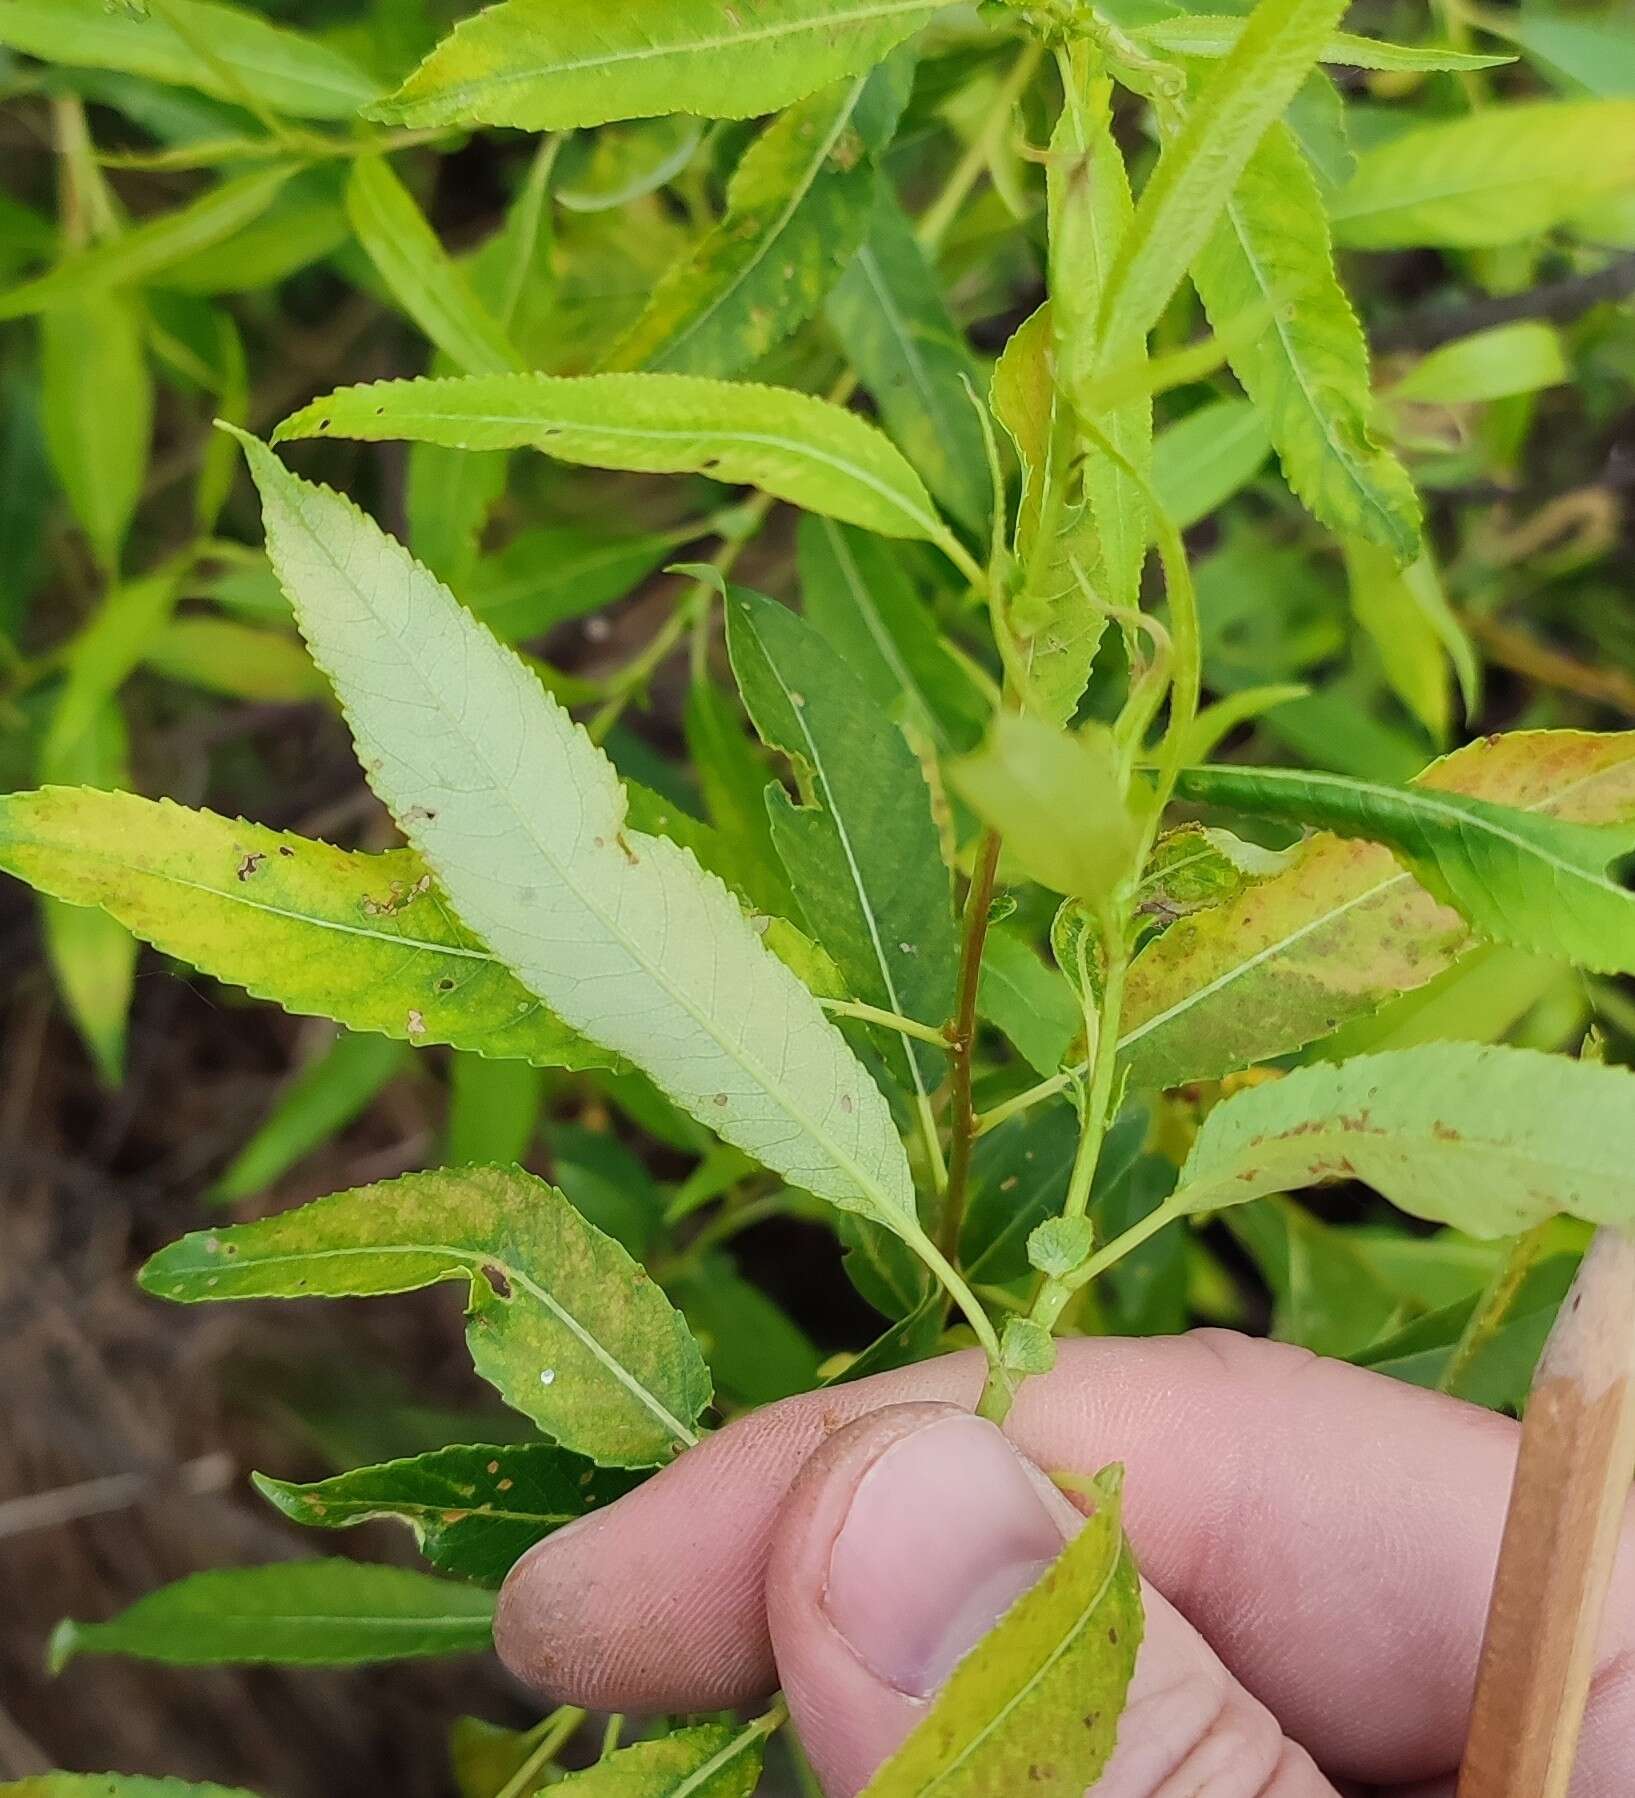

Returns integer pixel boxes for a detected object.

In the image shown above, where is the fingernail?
[822,1413,1072,1699]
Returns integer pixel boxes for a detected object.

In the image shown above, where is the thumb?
[766,1402,1340,1798]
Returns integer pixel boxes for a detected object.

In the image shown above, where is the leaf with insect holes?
[725,585,956,1111]
[548,1719,776,1798]
[1119,731,1635,1088]
[826,185,993,536]
[275,373,951,546]
[0,0,380,119]
[1177,760,1635,975]
[0,787,617,1070]
[372,0,944,132]
[231,432,919,1236]
[1170,1043,1635,1237]
[608,62,909,378]
[140,1165,712,1466]
[0,167,294,322]
[1331,100,1635,249]
[1192,123,1421,564]
[860,1465,1141,1798]
[253,1444,644,1586]
[49,1563,494,1671]
[1093,0,1350,359]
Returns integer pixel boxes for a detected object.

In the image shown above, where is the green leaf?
[0,1778,258,1797]
[797,516,986,753]
[549,1719,774,1798]
[446,1051,546,1167]
[826,185,993,535]
[1170,1043,1635,1237]
[725,586,956,1111]
[1331,100,1635,249]
[1131,18,1515,73]
[859,1465,1141,1798]
[143,616,327,702]
[345,158,523,377]
[40,292,152,574]
[610,65,903,378]
[234,434,921,1235]
[141,1164,712,1465]
[1490,10,1635,99]
[1343,539,1476,742]
[682,675,799,921]
[1150,394,1270,528]
[253,1443,643,1586]
[990,306,1107,725]
[213,1031,409,1205]
[50,1562,494,1671]
[0,0,380,120]
[275,372,952,545]
[1178,759,1635,975]
[977,925,1080,1079]
[1094,0,1349,358]
[374,0,944,131]
[672,1251,823,1406]
[1387,321,1570,407]
[1050,60,1149,611]
[1118,730,1635,1088]
[0,166,294,322]
[1192,124,1421,562]
[1223,1197,1400,1359]
[952,715,1141,907]
[0,787,616,1070]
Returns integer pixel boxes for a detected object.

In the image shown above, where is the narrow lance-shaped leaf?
[725,586,957,1111]
[1051,56,1149,611]
[0,166,294,322]
[610,62,908,378]
[826,184,993,535]
[253,1443,644,1586]
[1178,760,1635,975]
[990,306,1106,726]
[547,1718,776,1798]
[0,1776,258,1797]
[232,432,921,1234]
[0,787,616,1070]
[860,1465,1142,1798]
[374,0,945,131]
[345,158,523,377]
[1119,730,1635,1089]
[1093,0,1350,357]
[1169,1043,1635,1238]
[1130,18,1515,72]
[142,1165,712,1466]
[1191,123,1421,563]
[50,1563,495,1671]
[0,0,381,119]
[275,372,953,546]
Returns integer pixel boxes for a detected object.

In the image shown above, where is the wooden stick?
[1457,1226,1635,1798]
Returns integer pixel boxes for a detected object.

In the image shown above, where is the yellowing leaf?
[861,1465,1141,1798]
[142,1165,712,1465]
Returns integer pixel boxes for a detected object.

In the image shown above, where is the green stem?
[940,830,1004,1261]
[494,1708,586,1798]
[819,996,953,1049]
[974,1071,1074,1137]
[1057,913,1130,1229]
[1440,1221,1555,1398]
[915,41,1045,251]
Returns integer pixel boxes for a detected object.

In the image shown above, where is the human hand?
[495,1332,1635,1796]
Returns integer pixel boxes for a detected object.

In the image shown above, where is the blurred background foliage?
[0,0,1633,1791]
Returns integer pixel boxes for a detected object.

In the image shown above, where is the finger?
[765,1401,1339,1798]
[495,1331,1635,1786]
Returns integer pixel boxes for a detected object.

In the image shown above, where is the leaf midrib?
[286,474,912,1229]
[411,0,934,103]
[176,1235,699,1448]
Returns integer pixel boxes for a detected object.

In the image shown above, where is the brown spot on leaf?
[236,852,266,881]
[482,1264,512,1299]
